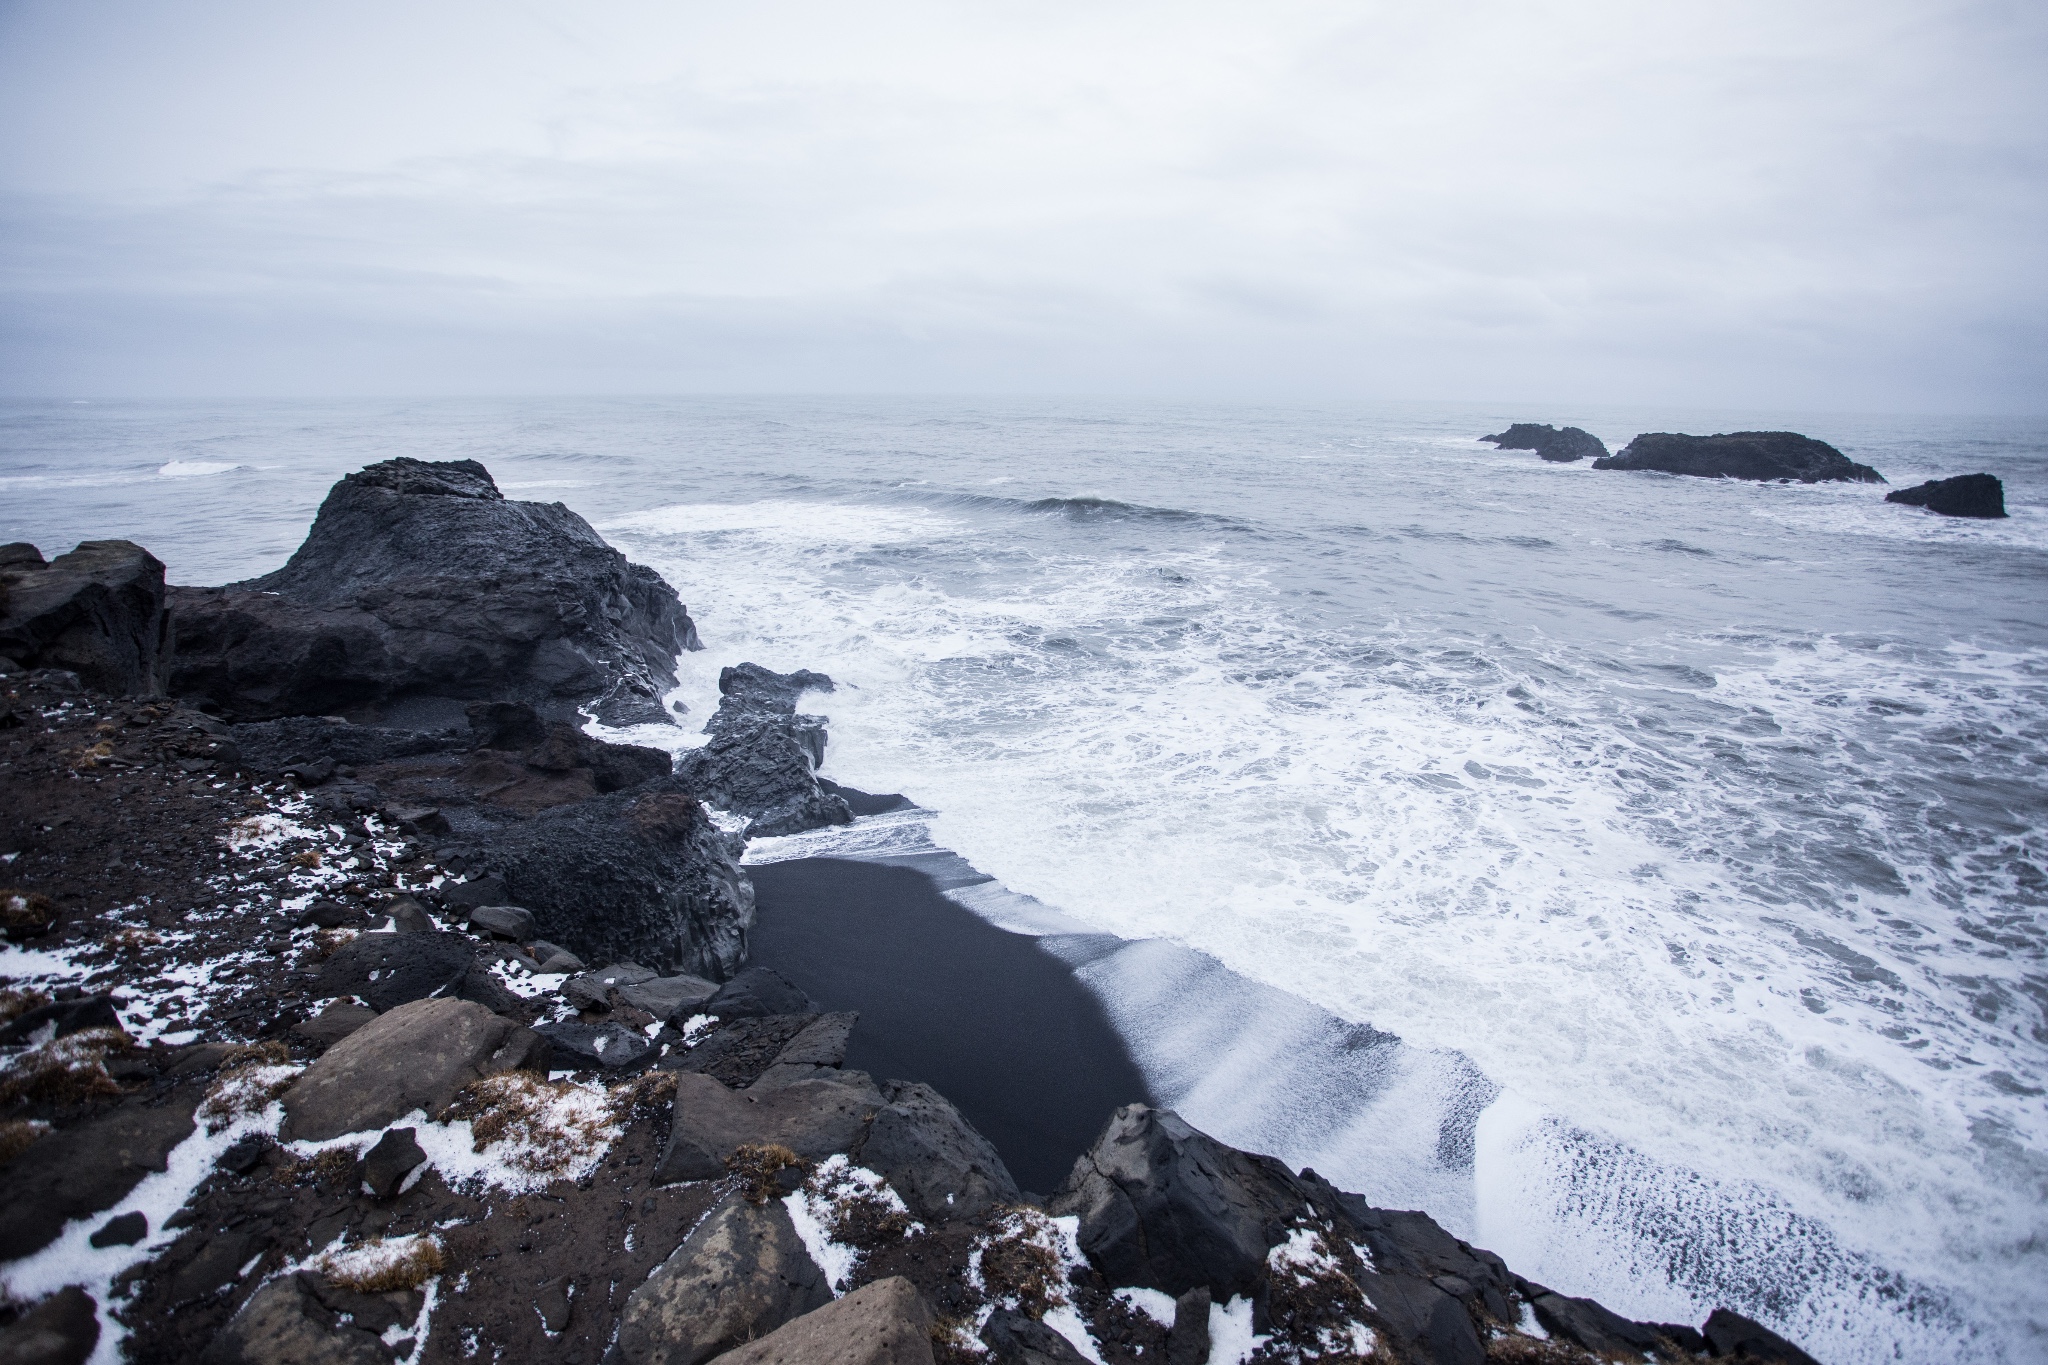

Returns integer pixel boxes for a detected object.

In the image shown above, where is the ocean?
[4,395,2044,1363]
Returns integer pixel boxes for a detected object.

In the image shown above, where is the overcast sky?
[0,0,2042,410]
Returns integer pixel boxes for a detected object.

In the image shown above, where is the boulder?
[0,1092,201,1259]
[1048,1103,1312,1300]
[0,1286,100,1365]
[706,1276,934,1365]
[848,1079,1020,1222]
[467,904,537,941]
[668,1015,821,1089]
[614,1191,832,1365]
[1168,1287,1210,1365]
[466,787,754,979]
[0,540,169,695]
[653,1071,882,1184]
[168,457,699,726]
[310,932,515,1015]
[202,1274,388,1365]
[291,1002,377,1049]
[0,994,122,1045]
[359,1126,427,1198]
[1593,431,1884,483]
[468,701,673,790]
[89,1211,149,1247]
[1885,473,2007,518]
[279,996,539,1141]
[979,1309,1091,1364]
[617,973,721,1022]
[747,1012,858,1090]
[704,968,815,1020]
[1702,1309,1823,1365]
[1355,1272,1484,1365]
[534,1019,656,1070]
[673,663,854,838]
[229,715,463,775]
[1329,1197,1517,1323]
[1479,423,1607,462]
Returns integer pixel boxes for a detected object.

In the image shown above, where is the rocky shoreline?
[1,459,1824,1364]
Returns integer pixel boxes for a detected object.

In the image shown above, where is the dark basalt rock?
[703,967,815,1019]
[1048,1103,1313,1300]
[981,1309,1092,1363]
[1480,423,1608,462]
[674,663,854,838]
[534,1019,656,1070]
[464,785,754,979]
[0,1285,101,1365]
[851,1078,1021,1222]
[229,715,464,773]
[359,1127,427,1199]
[0,993,123,1045]
[1885,472,2008,518]
[310,932,517,1016]
[0,1091,201,1259]
[1703,1309,1823,1365]
[168,457,700,726]
[1594,431,1884,483]
[0,539,170,695]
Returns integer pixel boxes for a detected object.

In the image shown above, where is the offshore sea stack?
[1885,472,2008,518]
[674,662,856,838]
[1480,423,1608,462]
[1593,431,1885,483]
[168,457,701,727]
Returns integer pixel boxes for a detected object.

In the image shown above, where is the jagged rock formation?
[1886,472,2008,518]
[0,539,170,693]
[675,663,855,837]
[168,458,699,726]
[1480,423,1608,462]
[1594,431,1884,483]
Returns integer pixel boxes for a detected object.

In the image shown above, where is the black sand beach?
[745,855,1151,1193]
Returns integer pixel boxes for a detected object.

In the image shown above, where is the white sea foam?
[608,488,2047,1362]
[157,460,242,478]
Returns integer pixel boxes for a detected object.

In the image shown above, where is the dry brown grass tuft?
[0,987,52,1025]
[103,926,163,951]
[0,1117,51,1164]
[0,1026,133,1104]
[727,1142,808,1203]
[0,889,56,939]
[315,1235,446,1293]
[311,1144,366,1188]
[976,1208,1069,1321]
[198,1055,302,1131]
[442,1071,619,1177]
[1249,1223,1380,1363]
[305,929,356,961]
[607,1068,677,1124]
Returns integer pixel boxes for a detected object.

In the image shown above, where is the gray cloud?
[1,0,2043,408]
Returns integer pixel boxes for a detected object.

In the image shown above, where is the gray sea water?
[4,396,2045,1362]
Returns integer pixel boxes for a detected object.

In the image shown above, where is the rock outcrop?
[1594,431,1884,483]
[1480,423,1608,462]
[0,540,170,693]
[460,784,754,979]
[168,458,699,726]
[674,663,854,837]
[1885,472,2008,518]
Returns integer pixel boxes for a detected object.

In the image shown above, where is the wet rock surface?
[1593,430,1885,483]
[1885,472,2008,518]
[1480,423,1608,462]
[673,663,854,837]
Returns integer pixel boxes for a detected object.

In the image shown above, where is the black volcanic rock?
[1594,431,1884,483]
[1885,473,2007,518]
[0,540,170,694]
[466,784,755,979]
[1480,423,1608,462]
[674,663,854,838]
[167,457,700,726]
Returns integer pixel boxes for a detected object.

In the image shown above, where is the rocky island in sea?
[0,459,1823,1364]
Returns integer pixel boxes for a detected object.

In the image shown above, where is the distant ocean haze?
[4,395,2044,1363]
